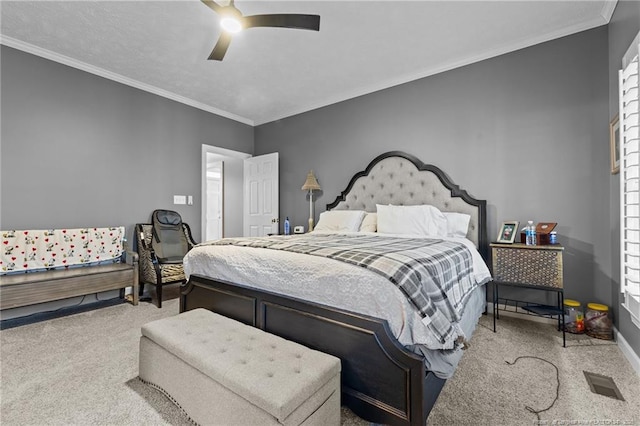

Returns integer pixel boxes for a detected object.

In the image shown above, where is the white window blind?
[619,31,640,328]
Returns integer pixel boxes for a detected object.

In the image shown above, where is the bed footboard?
[180,274,445,426]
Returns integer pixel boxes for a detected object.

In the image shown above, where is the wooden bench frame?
[0,253,139,311]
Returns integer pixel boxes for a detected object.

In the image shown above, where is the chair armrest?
[135,224,160,263]
[138,230,150,251]
[182,223,199,248]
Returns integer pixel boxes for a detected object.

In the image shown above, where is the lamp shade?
[301,170,321,191]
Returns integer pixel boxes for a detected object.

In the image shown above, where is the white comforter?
[183,231,491,351]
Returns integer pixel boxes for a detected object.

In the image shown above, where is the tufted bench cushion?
[139,308,341,425]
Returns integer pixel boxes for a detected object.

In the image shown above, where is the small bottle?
[284,217,290,235]
[549,231,558,245]
[525,220,537,246]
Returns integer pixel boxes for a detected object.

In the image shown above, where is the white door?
[244,153,279,237]
[205,161,223,241]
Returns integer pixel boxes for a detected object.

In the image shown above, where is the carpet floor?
[1,294,639,425]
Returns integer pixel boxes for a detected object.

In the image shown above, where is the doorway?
[201,145,251,242]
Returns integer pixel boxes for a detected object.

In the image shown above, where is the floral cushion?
[1,227,124,274]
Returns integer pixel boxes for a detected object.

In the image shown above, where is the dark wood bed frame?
[180,151,488,426]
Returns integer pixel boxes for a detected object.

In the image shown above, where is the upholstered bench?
[139,308,341,425]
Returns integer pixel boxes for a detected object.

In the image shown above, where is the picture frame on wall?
[497,221,519,244]
[610,114,620,174]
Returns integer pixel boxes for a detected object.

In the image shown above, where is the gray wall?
[256,28,610,316]
[608,0,640,356]
[0,45,253,319]
[1,46,253,239]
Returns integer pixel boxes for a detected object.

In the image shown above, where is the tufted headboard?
[326,151,488,260]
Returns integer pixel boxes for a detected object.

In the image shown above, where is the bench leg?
[132,267,139,306]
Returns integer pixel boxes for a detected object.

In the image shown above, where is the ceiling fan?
[201,0,321,61]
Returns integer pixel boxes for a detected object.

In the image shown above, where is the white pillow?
[314,210,366,232]
[443,212,471,238]
[376,204,448,237]
[359,213,377,232]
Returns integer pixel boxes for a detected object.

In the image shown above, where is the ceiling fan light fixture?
[201,0,320,61]
[221,16,243,33]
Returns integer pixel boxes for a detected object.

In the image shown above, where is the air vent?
[583,371,625,401]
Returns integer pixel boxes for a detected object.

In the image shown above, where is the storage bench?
[0,259,138,310]
[139,308,341,426]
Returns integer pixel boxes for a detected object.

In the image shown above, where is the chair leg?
[153,263,163,308]
[156,282,162,309]
[139,283,145,296]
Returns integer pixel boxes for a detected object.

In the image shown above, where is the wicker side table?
[490,242,566,347]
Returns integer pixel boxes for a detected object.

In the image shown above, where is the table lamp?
[301,170,321,232]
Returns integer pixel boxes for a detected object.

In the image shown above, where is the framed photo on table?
[610,114,620,174]
[497,221,519,244]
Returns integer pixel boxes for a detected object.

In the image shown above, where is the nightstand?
[490,242,566,347]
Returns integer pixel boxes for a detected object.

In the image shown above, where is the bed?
[180,151,490,426]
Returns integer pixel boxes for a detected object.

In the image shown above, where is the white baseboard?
[615,328,640,377]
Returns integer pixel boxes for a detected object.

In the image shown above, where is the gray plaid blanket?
[203,233,481,349]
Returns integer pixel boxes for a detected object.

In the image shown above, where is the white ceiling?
[1,1,616,126]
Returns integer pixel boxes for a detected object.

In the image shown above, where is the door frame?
[201,145,251,243]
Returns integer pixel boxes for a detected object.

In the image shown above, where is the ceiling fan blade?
[201,0,224,14]
[208,32,232,61]
[243,14,320,31]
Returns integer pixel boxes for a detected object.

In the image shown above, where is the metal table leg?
[493,281,497,332]
[560,290,565,348]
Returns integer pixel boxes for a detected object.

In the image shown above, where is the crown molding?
[0,35,254,126]
[1,2,613,129]
[255,15,610,126]
[600,0,618,23]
